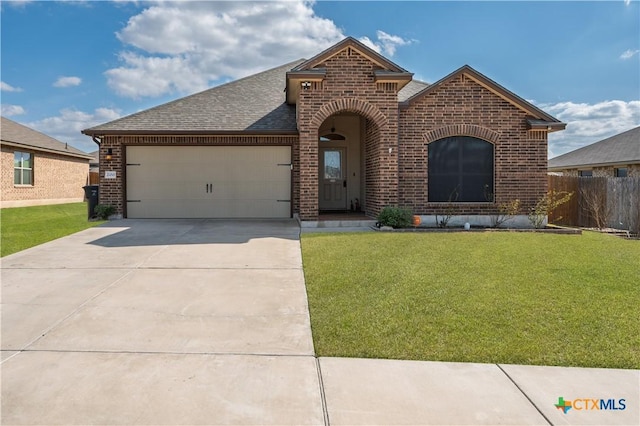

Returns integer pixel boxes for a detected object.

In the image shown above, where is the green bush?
[528,190,573,229]
[94,204,116,220]
[377,206,413,228]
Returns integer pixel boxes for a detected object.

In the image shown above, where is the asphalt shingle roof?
[1,116,92,160]
[548,126,640,169]
[84,58,431,135]
[398,80,429,102]
[85,60,306,134]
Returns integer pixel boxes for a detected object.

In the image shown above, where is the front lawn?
[301,231,640,368]
[1,203,104,257]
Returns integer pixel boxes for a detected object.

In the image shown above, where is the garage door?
[126,146,291,218]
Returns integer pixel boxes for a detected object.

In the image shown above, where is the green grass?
[1,203,105,257]
[301,231,640,368]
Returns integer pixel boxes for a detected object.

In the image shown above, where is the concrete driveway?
[1,219,322,425]
[2,219,638,425]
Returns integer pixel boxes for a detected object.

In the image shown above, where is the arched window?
[428,136,494,202]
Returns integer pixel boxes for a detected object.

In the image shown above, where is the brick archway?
[311,98,388,131]
[297,95,398,221]
[423,124,500,145]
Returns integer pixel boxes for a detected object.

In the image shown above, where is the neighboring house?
[82,37,564,222]
[548,126,640,177]
[1,116,92,208]
[88,150,100,184]
[89,150,99,173]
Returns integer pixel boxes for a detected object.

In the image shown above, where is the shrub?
[377,206,413,228]
[435,186,459,228]
[490,199,521,228]
[528,190,573,229]
[94,204,116,220]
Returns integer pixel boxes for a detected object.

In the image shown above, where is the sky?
[1,0,639,157]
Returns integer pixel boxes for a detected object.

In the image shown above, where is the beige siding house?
[1,116,92,208]
[548,126,640,177]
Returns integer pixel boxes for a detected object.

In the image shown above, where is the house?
[1,116,92,208]
[89,150,99,173]
[88,150,100,184]
[548,126,640,177]
[82,37,565,223]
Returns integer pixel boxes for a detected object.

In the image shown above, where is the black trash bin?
[83,185,99,219]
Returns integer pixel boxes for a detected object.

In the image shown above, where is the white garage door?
[126,146,291,218]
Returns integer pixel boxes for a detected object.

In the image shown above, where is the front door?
[319,147,347,211]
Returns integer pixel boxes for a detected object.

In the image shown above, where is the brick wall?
[1,145,89,208]
[398,73,548,214]
[296,47,399,219]
[91,50,555,220]
[97,135,297,216]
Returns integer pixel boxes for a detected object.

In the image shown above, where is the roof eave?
[374,71,414,89]
[548,159,640,171]
[0,140,93,160]
[81,129,299,137]
[527,119,567,133]
[286,69,327,104]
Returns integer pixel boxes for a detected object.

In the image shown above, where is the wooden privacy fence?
[548,175,640,234]
[89,172,99,185]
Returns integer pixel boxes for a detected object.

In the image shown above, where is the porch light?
[105,148,113,161]
[320,117,346,141]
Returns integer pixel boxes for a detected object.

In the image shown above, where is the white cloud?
[358,31,414,57]
[106,1,412,99]
[620,49,639,60]
[1,104,26,116]
[2,0,33,8]
[357,36,381,54]
[53,76,82,88]
[376,30,414,56]
[106,1,343,98]
[28,108,122,153]
[1,81,23,92]
[540,100,640,158]
[625,0,631,6]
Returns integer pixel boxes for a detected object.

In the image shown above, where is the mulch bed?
[372,225,582,234]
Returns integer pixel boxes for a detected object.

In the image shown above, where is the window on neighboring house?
[428,136,494,202]
[614,167,628,177]
[14,151,33,185]
[578,170,592,177]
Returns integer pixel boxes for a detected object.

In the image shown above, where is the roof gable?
[286,37,413,104]
[548,126,640,169]
[292,37,408,73]
[401,65,564,131]
[1,116,92,160]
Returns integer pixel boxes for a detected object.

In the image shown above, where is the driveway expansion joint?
[315,357,331,426]
[496,363,553,426]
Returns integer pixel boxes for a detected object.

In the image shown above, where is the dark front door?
[319,147,347,210]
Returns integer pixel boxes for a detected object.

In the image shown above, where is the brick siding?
[94,46,554,220]
[1,145,89,208]
[398,73,548,214]
[296,47,399,219]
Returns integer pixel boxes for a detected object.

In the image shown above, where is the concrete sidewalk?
[1,220,638,425]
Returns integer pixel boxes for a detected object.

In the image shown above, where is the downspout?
[92,135,102,146]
